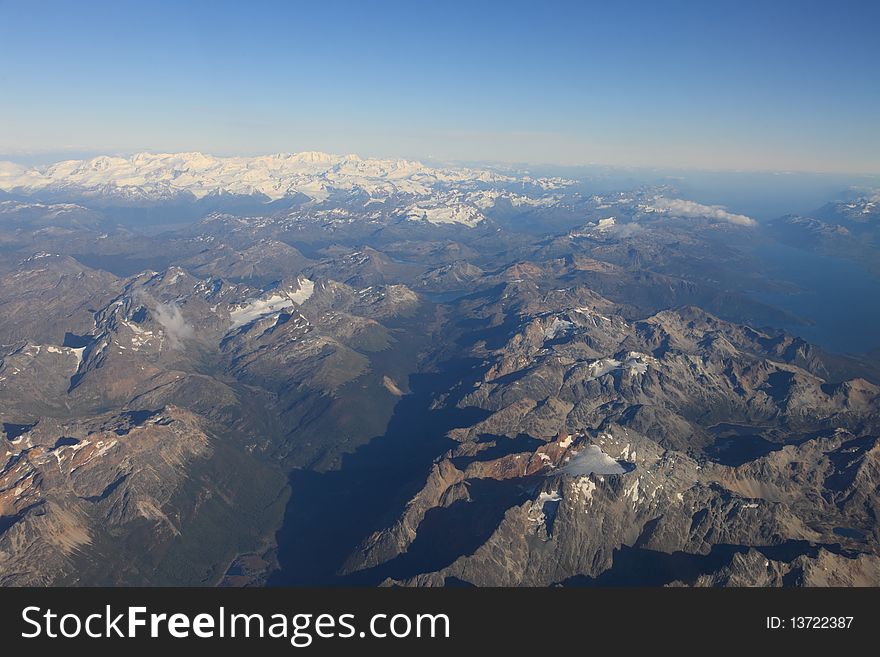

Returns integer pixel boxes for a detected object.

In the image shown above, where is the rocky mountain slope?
[341,287,879,586]
[0,157,877,586]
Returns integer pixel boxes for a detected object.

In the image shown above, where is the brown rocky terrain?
[0,184,877,587]
[342,286,879,586]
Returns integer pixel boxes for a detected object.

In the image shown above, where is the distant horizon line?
[2,147,879,179]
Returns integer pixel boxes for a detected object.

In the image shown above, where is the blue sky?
[1,0,878,172]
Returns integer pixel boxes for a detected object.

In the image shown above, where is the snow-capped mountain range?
[0,152,571,222]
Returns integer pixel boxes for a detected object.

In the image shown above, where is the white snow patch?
[229,294,292,329]
[406,203,485,227]
[625,477,640,506]
[576,477,597,504]
[585,358,622,380]
[288,277,314,304]
[544,317,574,340]
[70,346,85,370]
[536,490,562,504]
[581,352,655,382]
[228,277,314,330]
[557,445,627,476]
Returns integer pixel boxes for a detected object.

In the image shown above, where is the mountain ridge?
[0,151,571,208]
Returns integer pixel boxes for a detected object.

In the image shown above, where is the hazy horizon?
[4,148,880,181]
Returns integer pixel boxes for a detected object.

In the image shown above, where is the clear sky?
[1,0,878,172]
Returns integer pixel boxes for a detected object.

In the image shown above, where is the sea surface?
[747,241,880,355]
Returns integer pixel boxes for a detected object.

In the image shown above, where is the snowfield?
[228,277,315,329]
[558,445,628,476]
[0,152,572,228]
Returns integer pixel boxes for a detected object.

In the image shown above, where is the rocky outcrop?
[343,297,880,586]
[0,406,210,585]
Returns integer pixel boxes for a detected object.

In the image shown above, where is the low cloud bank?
[653,197,756,226]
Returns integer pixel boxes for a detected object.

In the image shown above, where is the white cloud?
[153,302,194,349]
[651,197,756,226]
[606,222,646,238]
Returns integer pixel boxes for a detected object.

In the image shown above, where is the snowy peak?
[227,275,315,330]
[0,151,572,226]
